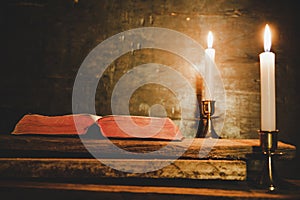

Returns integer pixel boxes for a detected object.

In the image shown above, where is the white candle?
[259,24,276,131]
[205,31,215,99]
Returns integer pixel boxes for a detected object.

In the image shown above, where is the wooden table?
[0,134,298,199]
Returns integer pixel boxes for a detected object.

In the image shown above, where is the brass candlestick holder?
[200,100,220,138]
[258,130,279,192]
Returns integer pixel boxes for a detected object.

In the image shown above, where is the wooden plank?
[1,180,300,199]
[0,158,246,180]
[0,135,296,160]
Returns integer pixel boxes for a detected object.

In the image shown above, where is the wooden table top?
[0,134,296,160]
[0,134,298,199]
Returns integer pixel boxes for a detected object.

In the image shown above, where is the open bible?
[11,114,183,141]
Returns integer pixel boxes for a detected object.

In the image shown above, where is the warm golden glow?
[207,31,213,48]
[264,24,272,52]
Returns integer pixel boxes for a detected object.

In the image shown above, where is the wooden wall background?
[1,0,300,160]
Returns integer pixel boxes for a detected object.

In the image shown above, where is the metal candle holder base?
[200,100,220,138]
[258,130,279,192]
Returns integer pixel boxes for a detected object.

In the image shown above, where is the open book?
[11,114,183,141]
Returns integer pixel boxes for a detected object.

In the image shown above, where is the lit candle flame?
[207,31,213,48]
[264,24,272,52]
